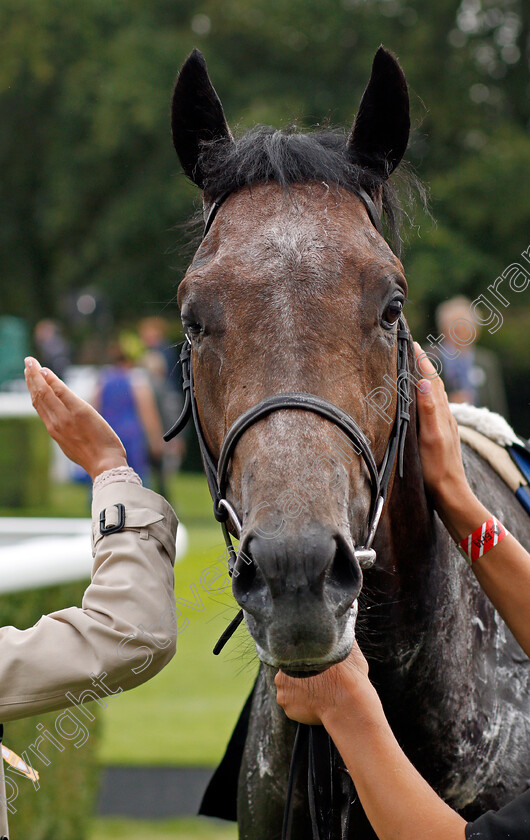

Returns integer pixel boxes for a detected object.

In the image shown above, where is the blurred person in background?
[138,317,180,393]
[141,349,185,498]
[93,337,164,486]
[33,320,71,381]
[433,296,508,417]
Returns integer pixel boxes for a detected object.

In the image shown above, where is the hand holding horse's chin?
[257,602,361,678]
[274,639,373,727]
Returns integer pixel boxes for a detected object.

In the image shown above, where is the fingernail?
[41,368,50,378]
[418,380,431,395]
[25,357,42,370]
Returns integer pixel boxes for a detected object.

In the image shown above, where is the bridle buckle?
[354,547,377,569]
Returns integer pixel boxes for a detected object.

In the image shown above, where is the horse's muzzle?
[233,528,362,667]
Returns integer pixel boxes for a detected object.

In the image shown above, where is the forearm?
[322,681,466,840]
[435,485,530,657]
[0,481,177,721]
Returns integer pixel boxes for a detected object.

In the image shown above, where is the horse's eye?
[381,298,404,328]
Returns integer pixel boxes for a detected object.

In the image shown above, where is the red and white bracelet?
[457,516,507,564]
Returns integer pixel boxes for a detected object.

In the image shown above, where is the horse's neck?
[369,415,491,703]
[365,418,453,661]
[382,419,442,606]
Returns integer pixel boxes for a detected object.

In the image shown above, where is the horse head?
[171,47,411,675]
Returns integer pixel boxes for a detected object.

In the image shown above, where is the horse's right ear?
[171,49,232,189]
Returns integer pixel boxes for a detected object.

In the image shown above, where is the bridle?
[165,183,411,839]
[165,185,410,590]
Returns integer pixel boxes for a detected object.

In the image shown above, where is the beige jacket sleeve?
[0,480,178,722]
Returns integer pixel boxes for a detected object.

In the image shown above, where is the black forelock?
[196,125,425,252]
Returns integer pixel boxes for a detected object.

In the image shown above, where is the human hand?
[413,343,478,526]
[25,357,128,480]
[275,641,373,726]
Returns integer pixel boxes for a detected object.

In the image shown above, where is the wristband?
[458,516,507,564]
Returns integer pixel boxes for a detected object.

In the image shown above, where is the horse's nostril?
[326,535,362,615]
[232,530,361,619]
[232,543,259,606]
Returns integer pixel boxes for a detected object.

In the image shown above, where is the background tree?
[0,0,528,429]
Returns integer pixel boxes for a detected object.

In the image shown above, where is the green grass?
[90,817,237,839]
[0,478,91,517]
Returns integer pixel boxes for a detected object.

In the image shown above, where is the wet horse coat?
[237,445,530,838]
[170,48,530,839]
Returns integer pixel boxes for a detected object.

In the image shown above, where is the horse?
[169,47,530,839]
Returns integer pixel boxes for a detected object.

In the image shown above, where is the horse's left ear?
[347,46,410,178]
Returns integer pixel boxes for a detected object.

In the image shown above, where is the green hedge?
[0,416,51,507]
[0,580,101,839]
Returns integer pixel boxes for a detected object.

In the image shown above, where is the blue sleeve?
[466,790,530,839]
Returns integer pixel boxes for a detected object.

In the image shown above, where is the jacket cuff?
[91,481,178,563]
[93,466,142,494]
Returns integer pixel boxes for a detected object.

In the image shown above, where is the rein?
[165,184,411,839]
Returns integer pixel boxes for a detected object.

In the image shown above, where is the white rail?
[0,519,188,594]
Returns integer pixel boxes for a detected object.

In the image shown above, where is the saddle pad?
[458,425,530,515]
[450,403,519,447]
[508,444,530,515]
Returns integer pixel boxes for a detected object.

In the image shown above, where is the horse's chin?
[281,667,328,678]
[253,601,358,676]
